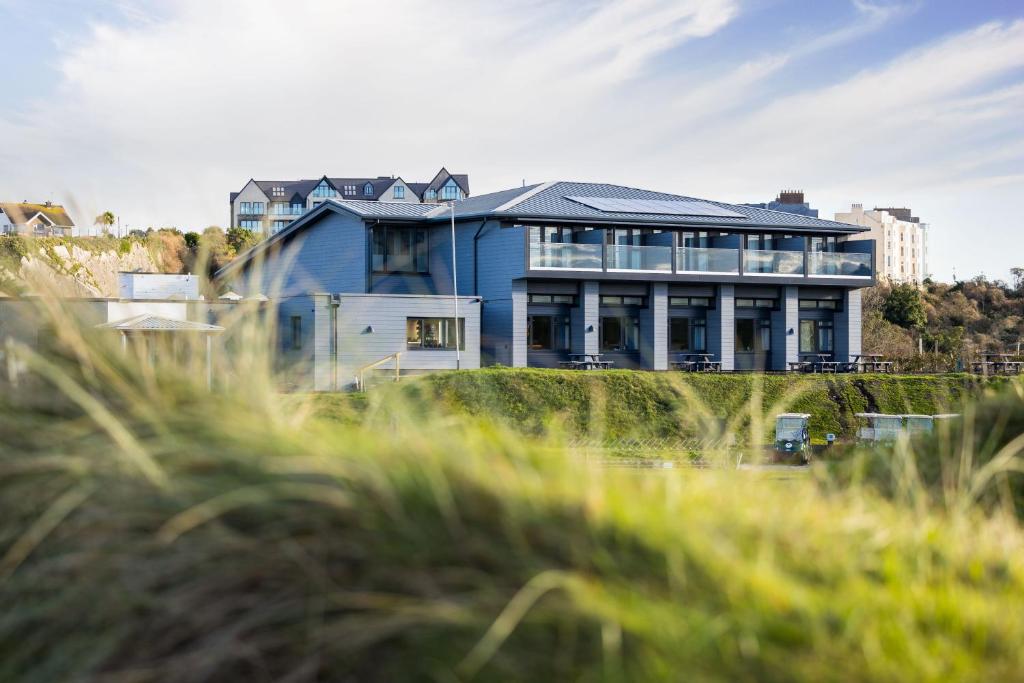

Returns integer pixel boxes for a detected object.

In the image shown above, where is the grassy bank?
[4,306,1024,681]
[316,369,1000,445]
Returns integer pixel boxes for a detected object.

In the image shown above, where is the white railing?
[355,351,402,391]
[808,251,872,277]
[606,244,673,272]
[676,247,740,274]
[529,242,603,270]
[743,249,804,275]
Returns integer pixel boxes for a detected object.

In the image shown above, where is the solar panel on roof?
[565,196,747,218]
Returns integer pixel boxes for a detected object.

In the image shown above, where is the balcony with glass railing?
[606,244,673,272]
[808,251,872,277]
[529,241,603,271]
[675,247,740,274]
[743,249,805,276]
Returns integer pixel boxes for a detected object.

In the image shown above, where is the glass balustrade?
[743,249,804,275]
[675,247,740,274]
[529,242,603,270]
[606,244,673,272]
[808,251,872,277]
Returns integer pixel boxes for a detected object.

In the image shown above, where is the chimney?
[776,190,805,205]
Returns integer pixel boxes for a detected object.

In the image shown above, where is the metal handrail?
[355,351,402,391]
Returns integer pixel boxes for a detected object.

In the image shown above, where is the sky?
[0,0,1021,282]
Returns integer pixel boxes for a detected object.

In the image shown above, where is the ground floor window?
[600,316,640,352]
[799,299,840,311]
[669,317,706,352]
[735,319,771,353]
[527,315,570,350]
[406,317,465,350]
[799,319,833,354]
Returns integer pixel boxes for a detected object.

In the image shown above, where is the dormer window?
[393,185,405,199]
[312,181,337,198]
[425,189,437,200]
[441,181,462,201]
[363,182,374,196]
[344,185,356,196]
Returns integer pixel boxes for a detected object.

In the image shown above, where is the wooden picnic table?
[560,353,613,370]
[672,353,720,372]
[851,354,893,373]
[974,355,1024,375]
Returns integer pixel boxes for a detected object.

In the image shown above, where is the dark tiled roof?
[445,182,864,232]
[243,169,469,203]
[0,202,75,227]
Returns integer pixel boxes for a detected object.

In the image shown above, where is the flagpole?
[450,200,460,369]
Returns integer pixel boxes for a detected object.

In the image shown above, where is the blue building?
[220,181,874,390]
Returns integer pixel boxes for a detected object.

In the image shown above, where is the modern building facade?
[220,181,875,389]
[229,167,469,236]
[0,201,75,237]
[743,190,819,218]
[833,204,928,285]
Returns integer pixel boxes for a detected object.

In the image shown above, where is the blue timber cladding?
[472,222,526,365]
[708,285,735,371]
[239,210,368,297]
[835,288,862,362]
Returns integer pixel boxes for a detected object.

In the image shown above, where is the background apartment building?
[834,205,929,285]
[229,167,469,236]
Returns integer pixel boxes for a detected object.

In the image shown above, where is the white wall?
[118,272,199,300]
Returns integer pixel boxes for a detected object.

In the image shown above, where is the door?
[735,319,771,370]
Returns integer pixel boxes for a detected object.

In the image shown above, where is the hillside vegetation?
[0,227,256,296]
[315,369,1000,446]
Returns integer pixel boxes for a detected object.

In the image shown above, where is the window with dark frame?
[406,318,465,350]
[798,299,840,310]
[669,317,707,352]
[669,296,711,307]
[735,319,771,353]
[372,227,429,273]
[527,294,576,305]
[527,315,570,350]
[290,316,302,350]
[735,298,777,309]
[600,295,646,306]
[800,320,834,354]
[600,316,640,352]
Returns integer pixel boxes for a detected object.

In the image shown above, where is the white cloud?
[0,1,1021,279]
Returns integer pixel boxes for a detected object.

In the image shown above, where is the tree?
[225,227,259,255]
[94,211,116,235]
[183,232,200,250]
[882,284,927,330]
[1012,267,1024,292]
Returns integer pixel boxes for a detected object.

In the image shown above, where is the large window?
[425,189,437,200]
[735,319,771,353]
[240,220,262,229]
[800,320,834,354]
[239,201,265,215]
[527,315,570,350]
[393,185,405,199]
[669,318,706,352]
[363,182,374,197]
[600,316,639,352]
[406,318,465,350]
[312,181,337,198]
[372,227,428,273]
[441,182,462,200]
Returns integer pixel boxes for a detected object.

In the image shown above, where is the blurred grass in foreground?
[1,299,1023,682]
